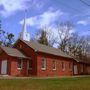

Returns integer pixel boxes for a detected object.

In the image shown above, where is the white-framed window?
[69,62,72,71]
[61,62,65,71]
[52,60,56,70]
[41,58,46,70]
[27,59,33,70]
[17,59,23,70]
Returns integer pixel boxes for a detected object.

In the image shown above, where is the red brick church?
[0,16,90,77]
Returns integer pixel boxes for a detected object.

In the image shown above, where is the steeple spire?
[19,10,30,41]
[22,10,27,33]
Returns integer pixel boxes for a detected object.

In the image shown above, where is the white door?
[74,65,78,74]
[1,60,7,74]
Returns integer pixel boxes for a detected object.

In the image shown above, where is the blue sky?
[0,0,90,40]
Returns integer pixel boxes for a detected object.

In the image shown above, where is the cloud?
[0,0,30,17]
[20,8,66,28]
[31,0,45,10]
[20,8,74,47]
[0,0,44,17]
[77,17,90,26]
[77,20,88,26]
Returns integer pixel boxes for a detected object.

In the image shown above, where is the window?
[17,59,22,70]
[52,60,56,70]
[81,64,83,72]
[41,58,46,70]
[19,45,22,48]
[69,62,72,71]
[61,62,65,71]
[27,59,33,70]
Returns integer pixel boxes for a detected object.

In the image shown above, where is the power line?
[58,0,82,13]
[80,0,90,7]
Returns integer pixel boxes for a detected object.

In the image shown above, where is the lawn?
[0,77,90,90]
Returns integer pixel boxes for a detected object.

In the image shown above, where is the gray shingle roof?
[0,46,27,58]
[20,39,72,59]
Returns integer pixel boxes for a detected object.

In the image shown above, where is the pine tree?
[38,30,49,46]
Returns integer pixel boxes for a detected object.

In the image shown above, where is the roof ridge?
[21,39,64,52]
[20,39,72,59]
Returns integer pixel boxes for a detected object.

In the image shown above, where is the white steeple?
[19,10,30,41]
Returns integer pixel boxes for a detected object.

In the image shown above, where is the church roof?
[0,46,27,59]
[20,39,72,59]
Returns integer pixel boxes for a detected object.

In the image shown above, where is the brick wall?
[14,40,37,76]
[37,52,73,77]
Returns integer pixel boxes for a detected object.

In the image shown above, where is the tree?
[33,21,89,61]
[56,21,90,60]
[57,21,73,52]
[6,33,14,47]
[34,26,57,47]
[67,33,83,58]
[66,33,90,60]
[0,20,15,47]
[37,29,49,46]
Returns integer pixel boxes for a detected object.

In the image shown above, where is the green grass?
[0,77,90,90]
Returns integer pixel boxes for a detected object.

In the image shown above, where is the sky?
[0,0,90,40]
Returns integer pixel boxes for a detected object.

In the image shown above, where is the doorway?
[74,65,78,75]
[1,60,7,74]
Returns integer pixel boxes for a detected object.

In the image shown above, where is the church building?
[0,14,90,77]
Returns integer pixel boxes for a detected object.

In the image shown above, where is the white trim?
[53,68,56,71]
[52,60,56,71]
[17,68,22,70]
[17,60,23,70]
[41,68,46,70]
[74,65,78,74]
[61,62,65,71]
[41,58,46,70]
[27,60,32,70]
